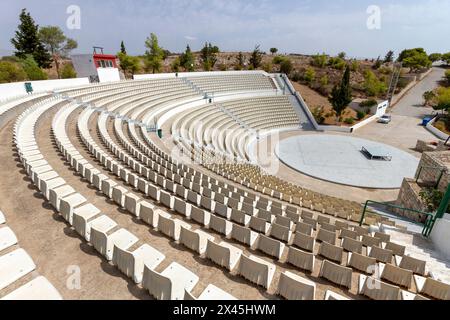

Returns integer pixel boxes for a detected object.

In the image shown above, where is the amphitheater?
[0,70,449,300]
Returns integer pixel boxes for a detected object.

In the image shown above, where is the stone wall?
[395,179,428,222]
[396,151,450,222]
[415,152,450,190]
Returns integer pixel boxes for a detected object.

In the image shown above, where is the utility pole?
[386,62,402,105]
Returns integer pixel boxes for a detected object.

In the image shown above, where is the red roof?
[93,53,117,59]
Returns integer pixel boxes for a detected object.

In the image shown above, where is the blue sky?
[1,0,449,58]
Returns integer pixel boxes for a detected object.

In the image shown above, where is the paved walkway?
[353,67,446,156]
[391,67,446,118]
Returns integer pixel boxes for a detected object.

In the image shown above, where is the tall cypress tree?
[120,41,127,55]
[11,8,52,68]
[329,65,352,119]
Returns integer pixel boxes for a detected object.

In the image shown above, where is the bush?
[272,56,286,65]
[396,77,410,90]
[61,64,77,79]
[303,67,316,85]
[328,57,346,70]
[445,70,450,84]
[21,55,47,80]
[279,59,293,75]
[343,117,355,124]
[312,106,325,124]
[435,87,450,111]
[363,70,387,97]
[0,61,27,83]
[350,60,359,72]
[356,110,366,120]
[360,98,378,107]
[290,71,301,82]
[262,62,273,73]
[319,75,328,86]
[218,63,227,71]
[419,187,444,212]
[311,53,328,68]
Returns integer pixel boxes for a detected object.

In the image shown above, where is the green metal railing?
[359,200,435,237]
[415,165,446,188]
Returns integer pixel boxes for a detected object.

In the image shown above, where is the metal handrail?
[415,165,446,188]
[359,200,435,237]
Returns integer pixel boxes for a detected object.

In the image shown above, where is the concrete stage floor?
[275,134,419,189]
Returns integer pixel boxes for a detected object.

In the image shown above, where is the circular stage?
[275,134,419,189]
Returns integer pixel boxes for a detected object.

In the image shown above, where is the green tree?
[235,52,245,70]
[180,45,195,71]
[61,63,77,79]
[279,59,293,75]
[442,53,450,65]
[0,61,27,83]
[384,50,394,63]
[428,53,442,62]
[200,42,219,71]
[338,52,346,59]
[11,9,52,68]
[303,67,315,85]
[329,65,352,119]
[117,52,140,78]
[398,48,431,71]
[363,70,387,97]
[249,45,263,69]
[21,54,47,80]
[120,41,127,55]
[144,33,164,73]
[38,26,77,78]
[270,48,278,55]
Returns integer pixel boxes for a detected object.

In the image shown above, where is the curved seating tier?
[2,71,449,300]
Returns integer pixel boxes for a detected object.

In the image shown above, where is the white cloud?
[184,36,197,41]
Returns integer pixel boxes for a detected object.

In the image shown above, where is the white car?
[377,114,392,124]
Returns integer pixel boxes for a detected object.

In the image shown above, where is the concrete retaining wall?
[0,78,89,101]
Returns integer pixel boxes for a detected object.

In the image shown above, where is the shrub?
[0,61,27,83]
[328,57,346,70]
[218,63,227,71]
[357,110,366,120]
[262,62,273,73]
[360,99,378,107]
[378,66,392,75]
[303,67,315,85]
[435,87,450,111]
[279,59,293,75]
[290,71,301,82]
[21,55,47,80]
[312,106,325,124]
[363,70,387,97]
[350,60,359,72]
[311,53,328,68]
[419,188,444,212]
[319,75,328,86]
[343,117,354,124]
[396,77,410,90]
[61,64,77,79]
[445,70,450,84]
[272,56,286,65]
